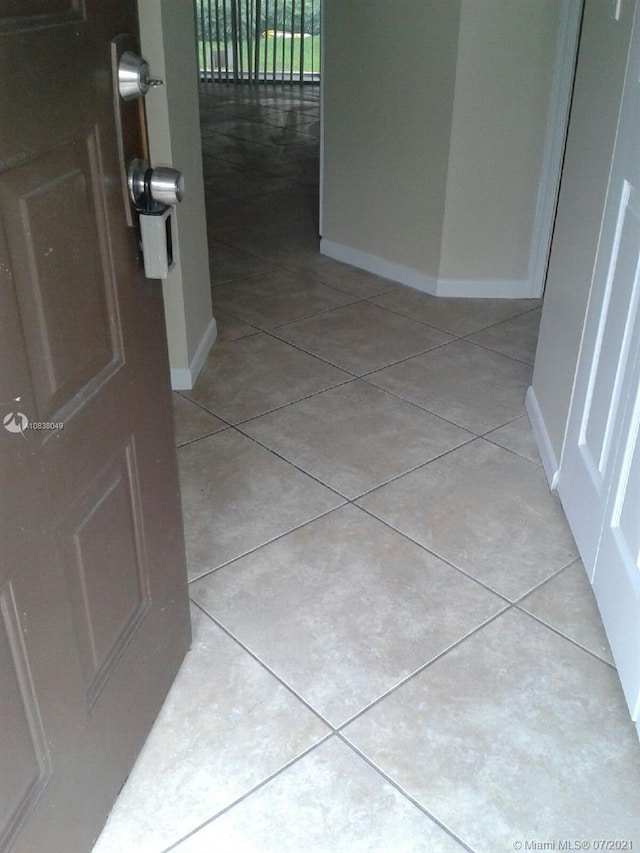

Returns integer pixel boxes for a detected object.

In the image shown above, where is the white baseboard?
[320,239,437,293]
[170,315,217,391]
[435,276,532,298]
[320,239,532,299]
[525,385,560,490]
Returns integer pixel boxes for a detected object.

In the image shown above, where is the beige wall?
[440,0,560,282]
[321,0,562,295]
[321,0,461,277]
[138,0,215,389]
[531,0,635,465]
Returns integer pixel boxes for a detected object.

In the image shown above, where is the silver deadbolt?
[128,158,185,209]
[118,50,163,101]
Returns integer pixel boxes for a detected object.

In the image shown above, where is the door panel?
[558,0,640,729]
[59,441,151,708]
[0,134,121,420]
[582,183,640,480]
[0,583,52,848]
[592,335,640,722]
[565,180,640,566]
[0,3,191,850]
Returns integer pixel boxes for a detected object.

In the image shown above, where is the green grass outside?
[198,35,320,76]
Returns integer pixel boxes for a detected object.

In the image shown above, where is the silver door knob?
[118,51,163,101]
[147,166,185,206]
[128,158,185,208]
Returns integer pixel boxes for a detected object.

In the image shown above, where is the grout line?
[190,599,336,729]
[334,607,514,735]
[206,281,537,437]
[181,416,579,659]
[391,599,515,693]
[212,291,364,333]
[173,394,236,441]
[225,425,352,500]
[514,601,617,670]
[231,325,364,380]
[479,411,531,433]
[161,733,335,852]
[344,434,479,500]
[175,425,231,449]
[210,268,280,290]
[358,370,486,432]
[186,496,512,725]
[186,498,347,585]
[187,583,494,853]
[223,372,358,421]
[181,421,549,609]
[510,554,579,604]
[352,500,518,607]
[458,336,537,368]
[336,734,477,853]
[474,433,543,467]
[268,327,454,369]
[360,301,470,339]
[357,338,456,375]
[478,413,549,467]
[160,87,609,853]
[231,410,475,506]
[205,232,316,265]
[362,298,540,341]
[264,323,463,383]
[462,303,543,331]
[182,433,512,603]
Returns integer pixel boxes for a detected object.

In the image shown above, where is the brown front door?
[0,3,191,851]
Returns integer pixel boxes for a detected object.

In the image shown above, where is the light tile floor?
[94,85,640,853]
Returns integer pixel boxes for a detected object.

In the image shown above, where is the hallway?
[94,86,640,852]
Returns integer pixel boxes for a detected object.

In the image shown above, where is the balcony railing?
[195,0,320,84]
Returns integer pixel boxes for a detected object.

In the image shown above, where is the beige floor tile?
[93,607,329,853]
[275,301,453,375]
[172,394,227,447]
[372,291,540,336]
[202,186,253,225]
[240,380,473,498]
[484,414,542,464]
[278,251,401,298]
[343,610,640,853]
[210,307,258,344]
[179,430,344,579]
[205,119,288,145]
[191,505,504,725]
[185,333,350,424]
[467,307,542,364]
[206,203,292,248]
[358,439,577,600]
[211,209,319,260]
[211,268,357,330]
[171,738,465,853]
[249,185,319,220]
[519,560,615,665]
[368,340,532,433]
[208,166,295,200]
[94,85,637,853]
[209,240,276,285]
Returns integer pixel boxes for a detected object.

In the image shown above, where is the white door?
[558,0,640,732]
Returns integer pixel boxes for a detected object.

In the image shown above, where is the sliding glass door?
[195,0,321,84]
